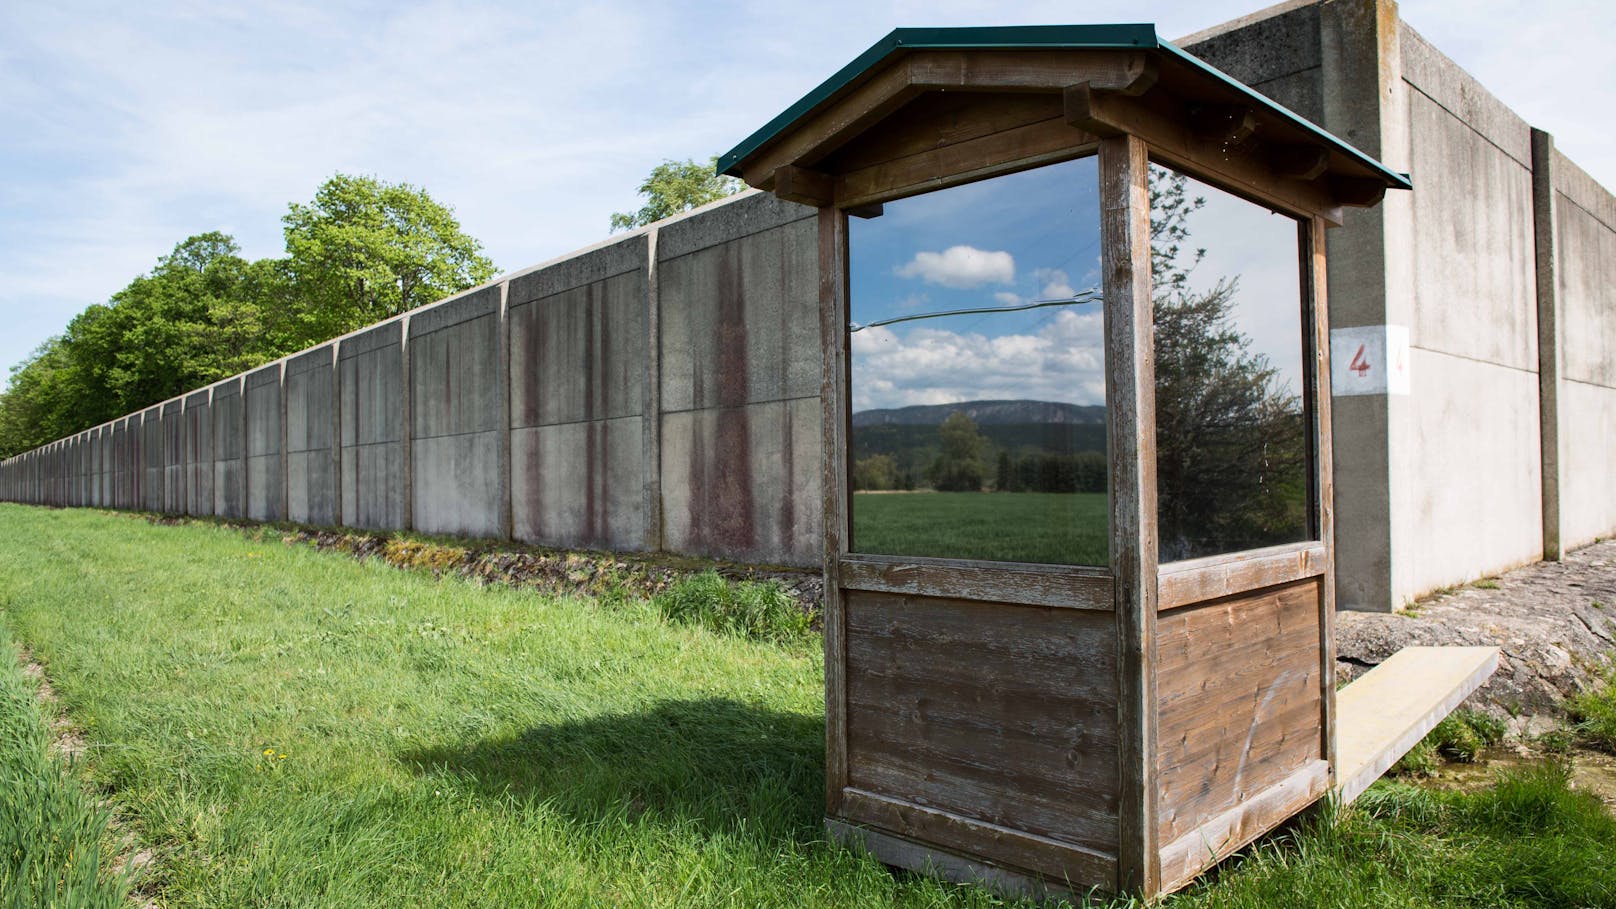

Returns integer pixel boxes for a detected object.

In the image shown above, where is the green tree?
[1149,168,1307,559]
[928,411,988,492]
[853,454,899,491]
[610,157,744,232]
[282,174,498,343]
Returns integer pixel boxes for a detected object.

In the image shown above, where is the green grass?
[852,491,1108,565]
[1,503,1614,907]
[1393,709,1510,775]
[0,619,131,908]
[1569,664,1616,752]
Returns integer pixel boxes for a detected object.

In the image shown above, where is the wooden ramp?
[1335,646,1501,804]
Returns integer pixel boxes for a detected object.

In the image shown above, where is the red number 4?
[1349,344,1371,377]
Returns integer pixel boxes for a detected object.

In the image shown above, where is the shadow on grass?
[400,697,825,842]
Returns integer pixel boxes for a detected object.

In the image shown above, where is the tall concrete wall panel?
[338,321,406,530]
[140,407,163,512]
[184,389,213,516]
[211,379,245,518]
[1553,151,1616,548]
[244,364,285,522]
[657,193,820,565]
[285,346,338,526]
[162,399,185,514]
[409,287,505,538]
[509,236,648,551]
[1179,2,1323,121]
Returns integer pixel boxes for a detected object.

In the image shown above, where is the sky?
[2,0,1612,390]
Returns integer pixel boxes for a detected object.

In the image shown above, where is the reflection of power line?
[850,289,1101,333]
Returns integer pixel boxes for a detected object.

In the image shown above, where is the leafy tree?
[1149,168,1307,559]
[928,412,988,492]
[282,174,497,343]
[610,157,744,232]
[0,177,498,459]
[853,454,899,491]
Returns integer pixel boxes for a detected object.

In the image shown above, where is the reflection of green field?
[852,491,1109,566]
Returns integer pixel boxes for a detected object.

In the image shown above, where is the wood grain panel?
[1155,579,1324,845]
[844,589,1119,855]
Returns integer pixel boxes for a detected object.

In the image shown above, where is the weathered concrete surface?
[509,237,647,551]
[1338,538,1616,723]
[211,378,245,519]
[244,364,285,522]
[161,398,185,514]
[285,345,337,526]
[338,320,407,530]
[140,407,163,512]
[184,389,213,516]
[409,287,505,538]
[657,193,820,566]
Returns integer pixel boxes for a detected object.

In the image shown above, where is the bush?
[652,572,813,644]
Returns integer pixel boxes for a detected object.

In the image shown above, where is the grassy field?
[853,491,1108,565]
[1,503,1614,908]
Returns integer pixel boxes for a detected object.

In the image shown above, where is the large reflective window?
[1149,164,1311,561]
[849,157,1108,566]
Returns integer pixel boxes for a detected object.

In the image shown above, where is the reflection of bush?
[852,453,899,491]
[1151,168,1309,561]
[996,450,1107,494]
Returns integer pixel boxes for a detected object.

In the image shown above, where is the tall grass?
[0,621,131,908]
[1569,664,1616,752]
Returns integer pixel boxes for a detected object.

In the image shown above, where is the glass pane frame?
[1144,153,1324,567]
[841,154,1114,571]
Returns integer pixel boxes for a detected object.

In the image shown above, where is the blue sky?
[3,0,1612,389]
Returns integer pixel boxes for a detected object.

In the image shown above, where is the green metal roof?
[717,24,1411,191]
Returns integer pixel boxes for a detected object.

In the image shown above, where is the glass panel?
[848,157,1108,567]
[1149,164,1310,562]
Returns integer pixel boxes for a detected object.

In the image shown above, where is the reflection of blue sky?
[1160,167,1305,399]
[849,157,1106,412]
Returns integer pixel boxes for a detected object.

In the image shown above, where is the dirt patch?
[1337,539,1616,728]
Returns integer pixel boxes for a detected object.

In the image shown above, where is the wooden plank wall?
[1155,579,1325,853]
[840,589,1119,877]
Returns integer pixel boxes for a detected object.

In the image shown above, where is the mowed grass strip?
[0,618,132,908]
[0,505,1013,909]
[1,503,1614,908]
[852,492,1109,565]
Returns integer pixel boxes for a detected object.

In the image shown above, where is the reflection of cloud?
[1035,267,1077,300]
[894,245,1014,288]
[851,308,1106,411]
[994,291,1022,305]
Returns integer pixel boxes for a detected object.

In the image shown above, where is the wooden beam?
[1186,103,1257,146]
[835,117,1098,209]
[1157,760,1330,895]
[1305,215,1339,781]
[1268,144,1330,180]
[1329,175,1388,207]
[839,555,1114,610]
[1100,132,1160,896]
[1156,542,1327,610]
[818,206,851,817]
[773,165,836,207]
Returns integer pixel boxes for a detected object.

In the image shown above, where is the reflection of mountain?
[852,399,1105,427]
[852,399,1107,486]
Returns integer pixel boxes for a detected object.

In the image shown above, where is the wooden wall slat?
[1155,579,1324,845]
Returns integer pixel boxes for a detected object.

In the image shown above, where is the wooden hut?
[720,24,1421,898]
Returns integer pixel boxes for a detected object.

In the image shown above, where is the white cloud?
[1035,267,1078,300]
[894,245,1015,288]
[994,291,1022,305]
[850,308,1106,411]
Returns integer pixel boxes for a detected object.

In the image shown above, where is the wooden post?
[819,204,851,817]
[1100,132,1159,894]
[1306,215,1339,775]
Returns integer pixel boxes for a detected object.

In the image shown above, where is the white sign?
[1330,324,1409,396]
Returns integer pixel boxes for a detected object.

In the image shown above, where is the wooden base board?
[826,818,1109,904]
[1157,759,1331,894]
[1335,646,1501,804]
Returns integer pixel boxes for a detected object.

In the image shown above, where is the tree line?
[0,174,498,459]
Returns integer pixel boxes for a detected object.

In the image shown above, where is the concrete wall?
[0,189,822,568]
[1184,0,1615,609]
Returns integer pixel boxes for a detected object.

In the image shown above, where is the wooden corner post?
[1100,132,1160,895]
